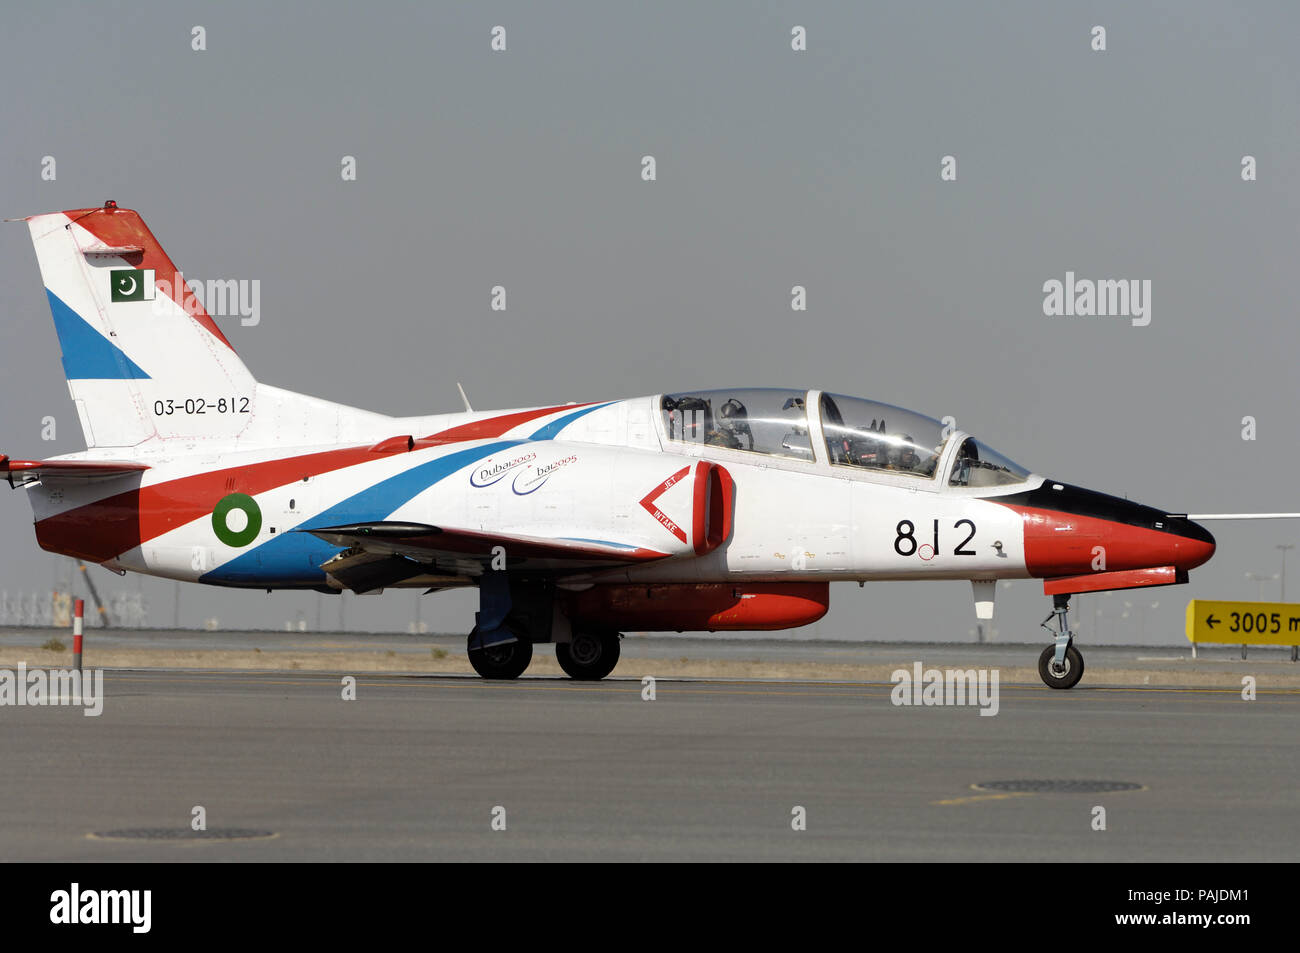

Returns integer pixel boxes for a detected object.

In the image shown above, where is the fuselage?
[21,389,1215,602]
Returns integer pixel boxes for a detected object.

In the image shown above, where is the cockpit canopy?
[947,434,1032,488]
[819,392,944,477]
[659,388,1031,487]
[662,388,814,459]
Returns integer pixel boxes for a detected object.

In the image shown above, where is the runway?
[0,670,1295,861]
[5,626,1297,688]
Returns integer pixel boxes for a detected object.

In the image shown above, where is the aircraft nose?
[1002,482,1217,577]
[1166,516,1216,571]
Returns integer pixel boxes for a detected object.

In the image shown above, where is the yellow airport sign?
[1185,599,1300,645]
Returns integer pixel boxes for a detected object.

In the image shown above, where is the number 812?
[894,519,977,557]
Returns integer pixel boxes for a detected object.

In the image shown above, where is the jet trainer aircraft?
[2,203,1237,687]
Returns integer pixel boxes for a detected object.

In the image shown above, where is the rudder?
[25,201,256,449]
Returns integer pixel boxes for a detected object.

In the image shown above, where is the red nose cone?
[997,483,1217,577]
[1173,529,1215,572]
[1018,510,1216,576]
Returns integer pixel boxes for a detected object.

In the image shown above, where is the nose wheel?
[1038,594,1085,689]
[1037,643,1084,689]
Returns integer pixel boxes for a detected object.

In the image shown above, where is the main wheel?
[555,630,621,681]
[467,630,533,679]
[1037,644,1085,689]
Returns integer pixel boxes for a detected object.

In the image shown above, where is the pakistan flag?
[109,268,155,302]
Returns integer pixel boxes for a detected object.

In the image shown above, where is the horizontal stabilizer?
[1,454,149,485]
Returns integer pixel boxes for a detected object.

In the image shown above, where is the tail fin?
[25,202,256,448]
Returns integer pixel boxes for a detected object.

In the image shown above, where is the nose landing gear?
[1038,593,1085,689]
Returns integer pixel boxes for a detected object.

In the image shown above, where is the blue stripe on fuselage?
[528,402,613,440]
[200,440,524,586]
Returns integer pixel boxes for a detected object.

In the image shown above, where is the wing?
[300,521,672,593]
[1,454,149,485]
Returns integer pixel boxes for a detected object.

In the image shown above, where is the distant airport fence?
[0,590,148,628]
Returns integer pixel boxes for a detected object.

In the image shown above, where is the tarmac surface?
[3,627,1297,687]
[1,667,1296,861]
[5,625,1296,667]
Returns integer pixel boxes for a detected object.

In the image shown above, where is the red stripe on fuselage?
[33,403,597,563]
[416,403,597,446]
[36,446,379,562]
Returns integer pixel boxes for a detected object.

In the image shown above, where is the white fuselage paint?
[24,395,1036,587]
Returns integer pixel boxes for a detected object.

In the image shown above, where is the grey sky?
[1,1,1298,643]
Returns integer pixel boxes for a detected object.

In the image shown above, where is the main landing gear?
[555,630,621,681]
[463,571,623,681]
[1038,593,1085,689]
[466,627,622,681]
[467,628,534,680]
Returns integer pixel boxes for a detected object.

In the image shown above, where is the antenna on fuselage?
[456,382,474,413]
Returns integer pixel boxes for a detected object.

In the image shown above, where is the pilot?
[855,438,880,467]
[705,425,742,450]
[708,398,751,451]
[884,436,921,472]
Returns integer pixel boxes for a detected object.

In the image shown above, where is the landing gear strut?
[1038,593,1085,689]
[465,571,539,680]
[555,630,621,681]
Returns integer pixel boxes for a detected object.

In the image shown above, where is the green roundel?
[212,493,262,548]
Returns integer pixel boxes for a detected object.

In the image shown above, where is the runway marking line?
[104,673,1300,698]
[107,675,1062,701]
[932,792,1037,806]
[934,782,1147,807]
[107,675,900,699]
